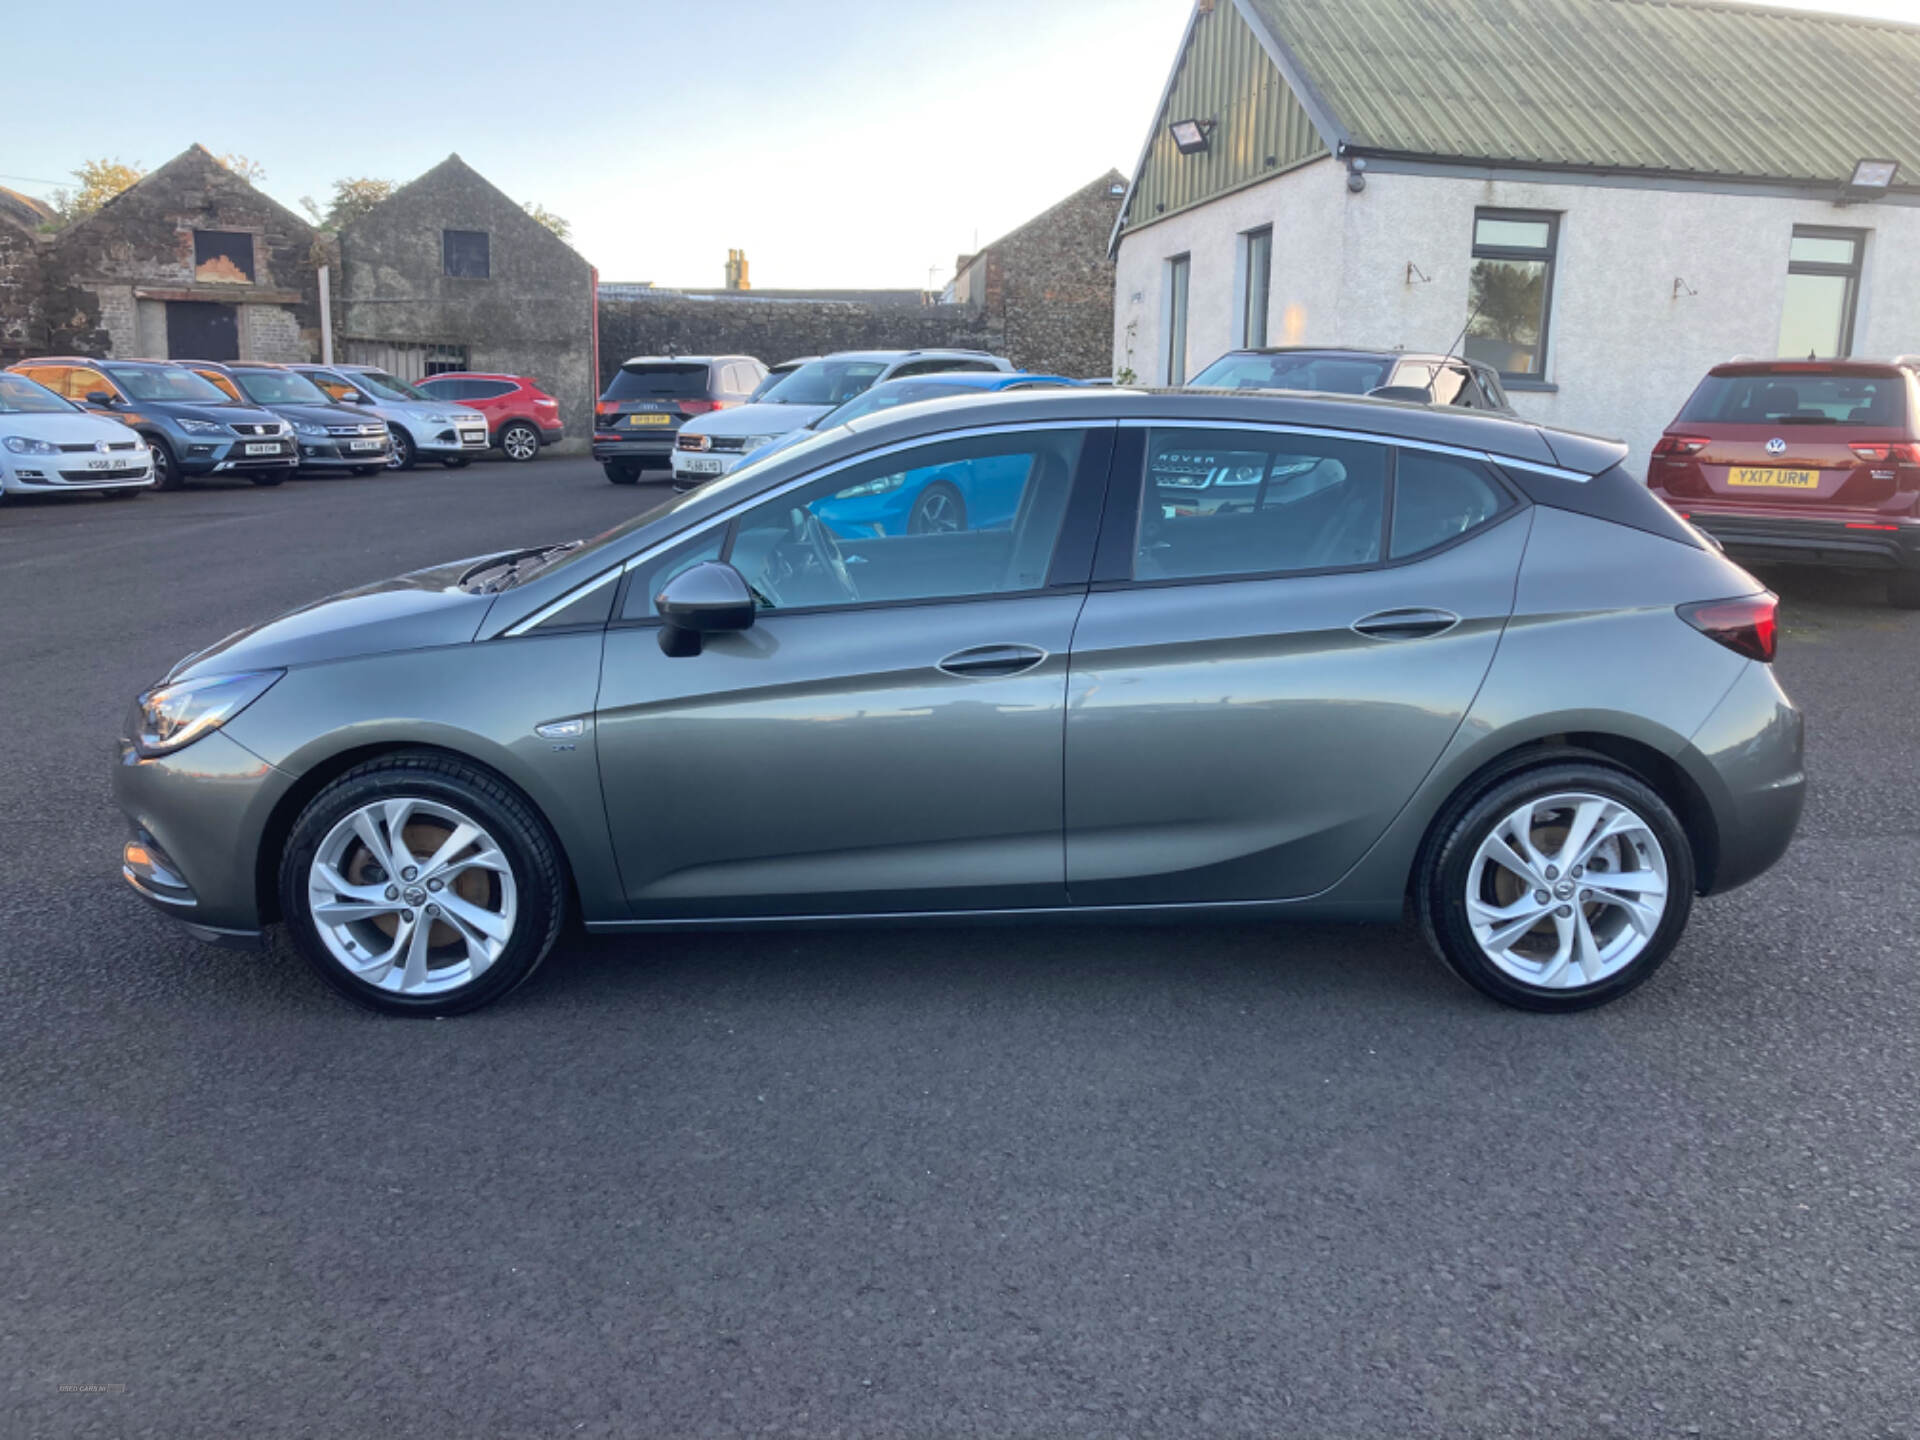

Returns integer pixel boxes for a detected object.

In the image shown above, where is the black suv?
[7,357,297,489]
[593,354,767,484]
[1189,347,1515,414]
[187,361,392,475]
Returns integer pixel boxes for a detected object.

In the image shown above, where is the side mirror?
[85,390,115,407]
[656,561,755,656]
[1366,384,1434,404]
[343,391,368,405]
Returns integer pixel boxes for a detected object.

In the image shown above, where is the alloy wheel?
[305,797,518,997]
[502,424,538,462]
[910,486,963,534]
[1464,791,1669,990]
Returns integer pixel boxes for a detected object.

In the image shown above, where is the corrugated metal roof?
[1241,0,1920,187]
[1121,0,1329,239]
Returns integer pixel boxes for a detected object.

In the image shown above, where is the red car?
[1648,357,1920,608]
[414,372,563,463]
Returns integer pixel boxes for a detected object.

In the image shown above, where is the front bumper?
[1,456,153,492]
[113,730,295,939]
[413,423,490,457]
[178,435,299,476]
[1670,503,1920,573]
[296,436,392,468]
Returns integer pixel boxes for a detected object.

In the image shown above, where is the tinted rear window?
[1680,372,1908,427]
[605,363,711,400]
[1189,352,1395,396]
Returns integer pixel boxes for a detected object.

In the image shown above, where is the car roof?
[617,355,749,367]
[421,371,522,381]
[1217,346,1491,369]
[1709,357,1917,377]
[865,372,1065,391]
[18,356,182,368]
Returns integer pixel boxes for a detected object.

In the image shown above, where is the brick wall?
[245,304,307,362]
[596,296,999,387]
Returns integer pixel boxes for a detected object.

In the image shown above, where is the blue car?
[748,371,1079,536]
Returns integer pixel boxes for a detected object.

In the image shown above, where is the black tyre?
[500,421,540,463]
[908,480,965,534]
[604,462,640,485]
[147,434,184,491]
[1888,572,1920,609]
[250,470,288,487]
[1416,759,1695,1012]
[101,486,144,500]
[387,428,417,471]
[278,753,567,1017]
[442,456,473,469]
[351,465,381,477]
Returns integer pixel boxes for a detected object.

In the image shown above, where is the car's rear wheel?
[1418,760,1694,1012]
[1888,572,1920,609]
[386,428,417,471]
[604,462,640,485]
[148,435,183,491]
[279,754,566,1017]
[908,480,966,534]
[500,421,540,462]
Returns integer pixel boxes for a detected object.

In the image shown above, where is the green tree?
[523,201,571,242]
[301,177,397,231]
[48,157,145,225]
[217,153,267,184]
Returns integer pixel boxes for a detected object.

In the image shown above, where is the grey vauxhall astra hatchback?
[115,389,1805,1016]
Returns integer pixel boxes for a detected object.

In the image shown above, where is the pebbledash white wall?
[1113,157,1920,472]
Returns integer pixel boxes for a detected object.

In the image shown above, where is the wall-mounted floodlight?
[1169,119,1214,155]
[1839,157,1900,204]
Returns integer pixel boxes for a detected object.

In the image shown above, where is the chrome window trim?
[1115,417,1593,483]
[504,419,1103,636]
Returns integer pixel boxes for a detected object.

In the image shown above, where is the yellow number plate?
[1728,466,1819,489]
[628,413,670,426]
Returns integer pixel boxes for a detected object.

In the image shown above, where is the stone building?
[337,156,597,451]
[30,145,324,363]
[945,170,1126,377]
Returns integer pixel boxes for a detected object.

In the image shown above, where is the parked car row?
[591,348,1023,487]
[1,355,566,499]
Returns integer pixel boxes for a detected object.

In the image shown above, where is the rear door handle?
[937,643,1048,678]
[1352,607,1461,641]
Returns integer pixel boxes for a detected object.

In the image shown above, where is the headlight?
[177,418,227,435]
[426,413,454,424]
[293,421,327,436]
[3,435,59,455]
[836,474,907,499]
[128,670,283,757]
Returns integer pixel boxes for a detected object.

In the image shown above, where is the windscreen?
[0,373,76,414]
[814,378,982,428]
[234,370,332,406]
[106,365,233,404]
[756,359,888,407]
[1189,352,1395,395]
[1678,372,1908,426]
[604,363,710,401]
[348,369,431,403]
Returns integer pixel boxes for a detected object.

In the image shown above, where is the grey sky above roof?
[1239,0,1920,186]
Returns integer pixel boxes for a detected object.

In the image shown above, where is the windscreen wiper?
[459,541,582,592]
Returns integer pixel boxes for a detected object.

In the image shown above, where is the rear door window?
[1680,372,1908,426]
[1136,430,1388,580]
[1389,452,1509,558]
[605,363,711,402]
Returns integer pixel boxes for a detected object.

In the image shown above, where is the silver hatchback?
[114,388,1803,1016]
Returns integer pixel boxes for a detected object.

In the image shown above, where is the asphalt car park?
[5,454,1920,1437]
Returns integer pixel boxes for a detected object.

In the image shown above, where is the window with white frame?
[1239,227,1272,349]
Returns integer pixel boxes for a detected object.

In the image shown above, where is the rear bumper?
[1683,660,1806,895]
[593,433,678,461]
[1673,505,1920,572]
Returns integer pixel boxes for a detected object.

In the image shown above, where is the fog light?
[123,830,196,904]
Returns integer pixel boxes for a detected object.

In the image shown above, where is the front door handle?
[1352,607,1461,641]
[937,643,1048,678]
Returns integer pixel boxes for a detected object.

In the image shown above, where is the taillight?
[595,400,617,417]
[1652,434,1709,458]
[679,398,729,414]
[1679,593,1778,663]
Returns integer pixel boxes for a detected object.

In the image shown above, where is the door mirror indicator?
[86,390,115,407]
[656,561,756,655]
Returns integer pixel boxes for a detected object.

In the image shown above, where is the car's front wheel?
[279,754,566,1016]
[1417,760,1694,1012]
[500,421,540,462]
[386,428,417,471]
[604,462,640,485]
[148,435,183,491]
